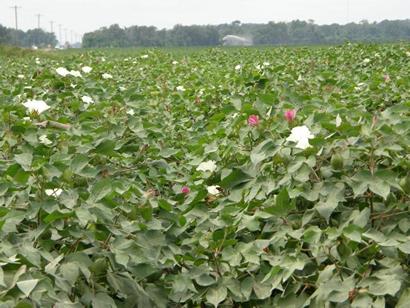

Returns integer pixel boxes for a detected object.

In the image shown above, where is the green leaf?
[44,210,73,223]
[220,168,253,189]
[206,286,227,307]
[351,171,390,199]
[250,139,277,165]
[253,280,272,299]
[158,199,172,212]
[315,183,345,222]
[90,179,112,202]
[369,280,401,296]
[91,293,117,308]
[265,188,295,216]
[195,274,216,287]
[16,279,39,297]
[95,140,117,156]
[14,153,33,171]
[368,178,390,200]
[398,241,410,254]
[343,224,362,243]
[60,262,80,284]
[159,148,179,158]
[71,154,89,173]
[397,288,410,308]
[0,267,6,288]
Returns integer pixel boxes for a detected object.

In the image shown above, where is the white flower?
[141,54,149,59]
[39,135,52,145]
[81,96,94,104]
[56,67,70,77]
[101,57,106,62]
[23,117,31,122]
[355,82,366,91]
[196,160,217,172]
[23,100,50,114]
[176,85,186,92]
[102,73,113,79]
[172,61,178,65]
[363,58,370,64]
[336,114,342,127]
[235,64,242,70]
[406,51,410,57]
[35,57,40,64]
[82,66,92,73]
[119,86,126,91]
[207,185,221,195]
[286,125,315,150]
[45,188,63,197]
[263,62,270,66]
[127,109,135,116]
[17,74,25,79]
[69,70,82,77]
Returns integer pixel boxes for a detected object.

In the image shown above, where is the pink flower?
[284,109,297,122]
[247,115,260,127]
[181,186,190,195]
[384,74,391,83]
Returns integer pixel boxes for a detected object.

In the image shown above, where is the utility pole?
[35,14,42,29]
[58,24,63,45]
[10,5,21,30]
[50,20,54,33]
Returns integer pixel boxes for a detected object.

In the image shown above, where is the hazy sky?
[1,0,409,39]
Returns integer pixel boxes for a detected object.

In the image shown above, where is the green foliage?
[0,24,57,48]
[0,44,409,307]
[82,20,410,48]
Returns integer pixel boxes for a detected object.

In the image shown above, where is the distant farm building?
[222,35,252,46]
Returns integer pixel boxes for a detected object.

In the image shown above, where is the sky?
[1,0,409,41]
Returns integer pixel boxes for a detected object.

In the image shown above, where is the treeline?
[82,19,410,48]
[0,24,57,48]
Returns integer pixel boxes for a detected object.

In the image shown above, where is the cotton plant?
[45,189,63,197]
[81,96,94,104]
[102,73,113,79]
[176,85,186,92]
[207,185,221,195]
[39,135,52,145]
[286,125,315,150]
[22,100,50,114]
[82,66,92,73]
[196,160,217,172]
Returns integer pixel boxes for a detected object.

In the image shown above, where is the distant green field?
[0,44,409,307]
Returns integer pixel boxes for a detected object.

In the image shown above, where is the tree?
[81,19,410,48]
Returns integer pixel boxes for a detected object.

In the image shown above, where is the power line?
[10,5,21,30]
